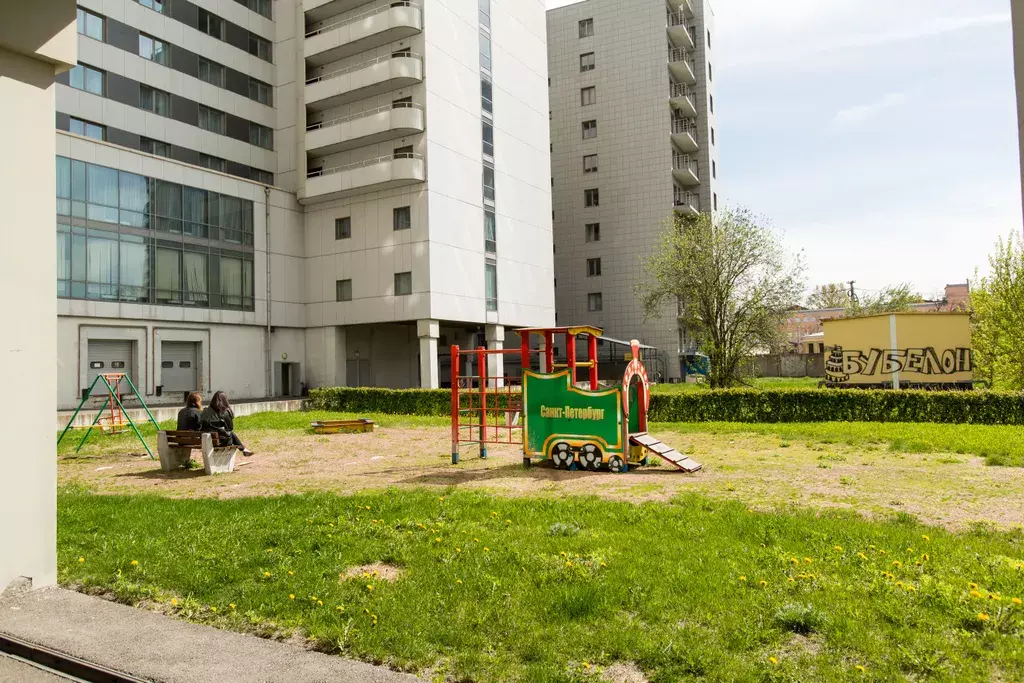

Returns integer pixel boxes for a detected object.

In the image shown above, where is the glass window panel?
[86,232,119,299]
[56,157,71,199]
[119,236,149,301]
[479,34,491,71]
[184,251,208,305]
[220,256,242,307]
[183,187,209,237]
[57,231,71,296]
[86,164,118,223]
[140,0,164,13]
[155,247,181,303]
[71,233,87,285]
[242,259,253,309]
[152,179,182,233]
[69,64,84,90]
[218,195,243,242]
[484,210,496,253]
[198,58,225,87]
[118,171,149,222]
[481,77,492,113]
[85,67,103,95]
[482,122,493,157]
[485,263,497,311]
[483,166,495,201]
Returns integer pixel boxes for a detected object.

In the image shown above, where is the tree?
[637,208,805,388]
[971,233,1024,390]
[844,283,922,317]
[806,283,849,309]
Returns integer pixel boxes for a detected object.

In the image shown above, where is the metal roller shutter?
[86,340,134,396]
[161,341,199,396]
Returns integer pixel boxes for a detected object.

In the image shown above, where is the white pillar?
[485,324,505,387]
[417,319,440,389]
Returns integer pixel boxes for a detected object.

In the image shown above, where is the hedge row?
[307,386,1024,425]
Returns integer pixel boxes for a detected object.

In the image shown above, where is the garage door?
[87,340,134,397]
[161,341,199,398]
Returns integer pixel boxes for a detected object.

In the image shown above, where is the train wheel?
[608,455,629,474]
[551,442,574,470]
[579,444,602,471]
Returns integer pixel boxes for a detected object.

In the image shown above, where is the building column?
[485,324,505,387]
[417,319,440,389]
[332,326,347,388]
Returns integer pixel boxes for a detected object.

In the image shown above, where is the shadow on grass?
[396,459,677,486]
[115,468,208,481]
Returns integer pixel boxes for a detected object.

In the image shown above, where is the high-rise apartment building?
[54,0,554,408]
[547,0,716,381]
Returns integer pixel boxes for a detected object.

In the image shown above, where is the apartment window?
[712,160,717,179]
[482,121,494,157]
[249,123,273,150]
[140,137,171,157]
[198,58,226,87]
[249,78,273,106]
[394,272,412,296]
[582,120,597,139]
[483,164,495,202]
[336,279,352,302]
[479,33,492,72]
[708,62,713,81]
[251,169,273,185]
[478,0,490,29]
[197,8,225,39]
[583,154,598,173]
[714,193,718,211]
[580,52,595,72]
[579,18,594,38]
[76,7,104,41]
[707,29,711,47]
[198,106,226,134]
[394,145,413,158]
[246,0,271,19]
[69,64,104,96]
[335,217,351,240]
[585,223,600,242]
[484,210,496,253]
[485,263,498,311]
[587,293,603,312]
[710,94,714,113]
[140,85,171,116]
[248,33,272,62]
[481,77,493,115]
[393,206,412,231]
[581,86,596,106]
[138,0,164,13]
[69,117,104,141]
[197,154,226,172]
[711,127,715,145]
[584,188,599,207]
[587,258,602,277]
[139,34,169,65]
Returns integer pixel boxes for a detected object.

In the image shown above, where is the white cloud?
[832,93,910,127]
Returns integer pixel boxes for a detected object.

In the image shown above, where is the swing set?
[57,373,161,459]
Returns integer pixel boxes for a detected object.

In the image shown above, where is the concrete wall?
[746,354,825,379]
[0,0,76,593]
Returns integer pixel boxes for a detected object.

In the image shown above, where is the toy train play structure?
[450,326,702,474]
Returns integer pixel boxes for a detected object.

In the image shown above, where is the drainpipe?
[264,186,272,398]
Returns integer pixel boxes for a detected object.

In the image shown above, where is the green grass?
[59,487,1024,682]
[650,377,823,393]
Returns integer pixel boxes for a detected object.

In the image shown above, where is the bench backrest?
[163,430,203,448]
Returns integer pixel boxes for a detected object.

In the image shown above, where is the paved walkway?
[0,654,73,682]
[0,588,422,683]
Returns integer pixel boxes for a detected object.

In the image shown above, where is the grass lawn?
[59,487,1024,682]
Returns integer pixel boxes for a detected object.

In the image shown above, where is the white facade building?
[54,0,554,409]
[547,0,717,381]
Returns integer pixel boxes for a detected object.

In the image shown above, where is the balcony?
[305,3,422,67]
[672,154,699,186]
[305,53,423,112]
[669,82,697,117]
[671,118,699,152]
[301,152,425,204]
[674,188,700,216]
[667,0,695,17]
[667,11,695,50]
[668,47,696,85]
[306,103,424,156]
[303,0,373,23]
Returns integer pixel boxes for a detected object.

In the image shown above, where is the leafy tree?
[971,233,1024,390]
[806,283,849,309]
[845,283,922,317]
[637,208,805,388]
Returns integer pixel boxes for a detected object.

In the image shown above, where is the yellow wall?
[823,313,972,386]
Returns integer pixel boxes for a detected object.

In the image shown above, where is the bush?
[308,386,1024,425]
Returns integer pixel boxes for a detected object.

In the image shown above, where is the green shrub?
[307,387,1024,425]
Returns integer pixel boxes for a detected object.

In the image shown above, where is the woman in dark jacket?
[176,392,203,431]
[200,391,254,456]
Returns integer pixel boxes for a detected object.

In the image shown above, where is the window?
[484,210,496,253]
[582,120,597,139]
[583,154,598,173]
[585,223,600,242]
[335,217,351,240]
[199,154,226,172]
[708,62,713,81]
[580,52,595,72]
[485,263,498,311]
[198,106,226,134]
[394,145,413,157]
[482,121,494,157]
[69,64,104,96]
[483,165,495,202]
[579,18,594,38]
[140,137,171,157]
[712,160,717,178]
[69,117,104,141]
[584,188,599,207]
[478,0,490,29]
[336,279,352,302]
[198,58,226,87]
[76,8,104,40]
[249,78,272,105]
[714,193,718,211]
[394,272,412,296]
[246,0,271,19]
[140,85,171,116]
[393,206,411,231]
[481,77,492,115]
[707,29,711,47]
[248,33,272,62]
[249,123,273,150]
[139,0,164,13]
[588,293,603,312]
[711,127,715,145]
[251,169,273,185]
[197,8,225,39]
[139,34,169,65]
[479,33,492,72]
[587,258,602,277]
[710,94,714,113]
[581,86,596,106]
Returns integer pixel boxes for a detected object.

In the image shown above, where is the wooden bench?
[310,418,375,435]
[158,431,237,475]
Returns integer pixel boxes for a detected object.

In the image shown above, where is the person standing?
[200,391,254,456]
[176,392,203,431]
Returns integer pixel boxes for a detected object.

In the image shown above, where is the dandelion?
[990,594,1001,602]
[288,571,294,576]
[439,497,445,502]
[833,545,843,552]
[566,561,573,567]
[896,582,904,588]
[474,538,479,543]
[455,547,462,553]
[583,662,591,670]
[1012,597,1022,606]
[289,594,295,600]
[768,657,778,666]
[317,601,323,606]
[329,523,334,528]
[365,506,371,510]
[491,511,498,517]
[417,523,425,529]
[759,580,768,587]
[868,545,876,550]
[560,552,567,557]
[483,547,490,552]
[267,548,275,553]
[78,557,85,563]
[210,607,218,613]
[978,613,990,622]
[970,582,979,590]
[921,554,929,561]
[505,520,511,525]
[921,535,930,542]
[803,557,813,564]
[857,553,868,560]
[878,549,887,555]
[130,560,139,566]
[906,585,916,593]
[855,665,865,673]
[229,604,236,610]
[435,537,442,543]
[264,572,271,578]
[336,605,345,611]
[600,562,607,568]
[790,558,799,565]
[787,577,795,583]
[171,598,178,606]
[970,590,983,598]
[366,584,374,592]
[739,576,747,582]
[891,561,902,568]
[456,579,463,585]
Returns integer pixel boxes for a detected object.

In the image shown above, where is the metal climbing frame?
[450,346,527,464]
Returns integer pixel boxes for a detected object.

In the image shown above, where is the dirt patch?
[601,662,649,683]
[781,633,823,659]
[340,563,404,583]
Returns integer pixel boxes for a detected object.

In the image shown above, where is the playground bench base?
[157,431,237,475]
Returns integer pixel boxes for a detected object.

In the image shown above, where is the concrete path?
[0,654,75,682]
[0,588,422,683]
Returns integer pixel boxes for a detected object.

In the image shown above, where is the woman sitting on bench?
[201,391,254,456]
[177,392,203,431]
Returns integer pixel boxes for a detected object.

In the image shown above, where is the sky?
[546,0,1022,299]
